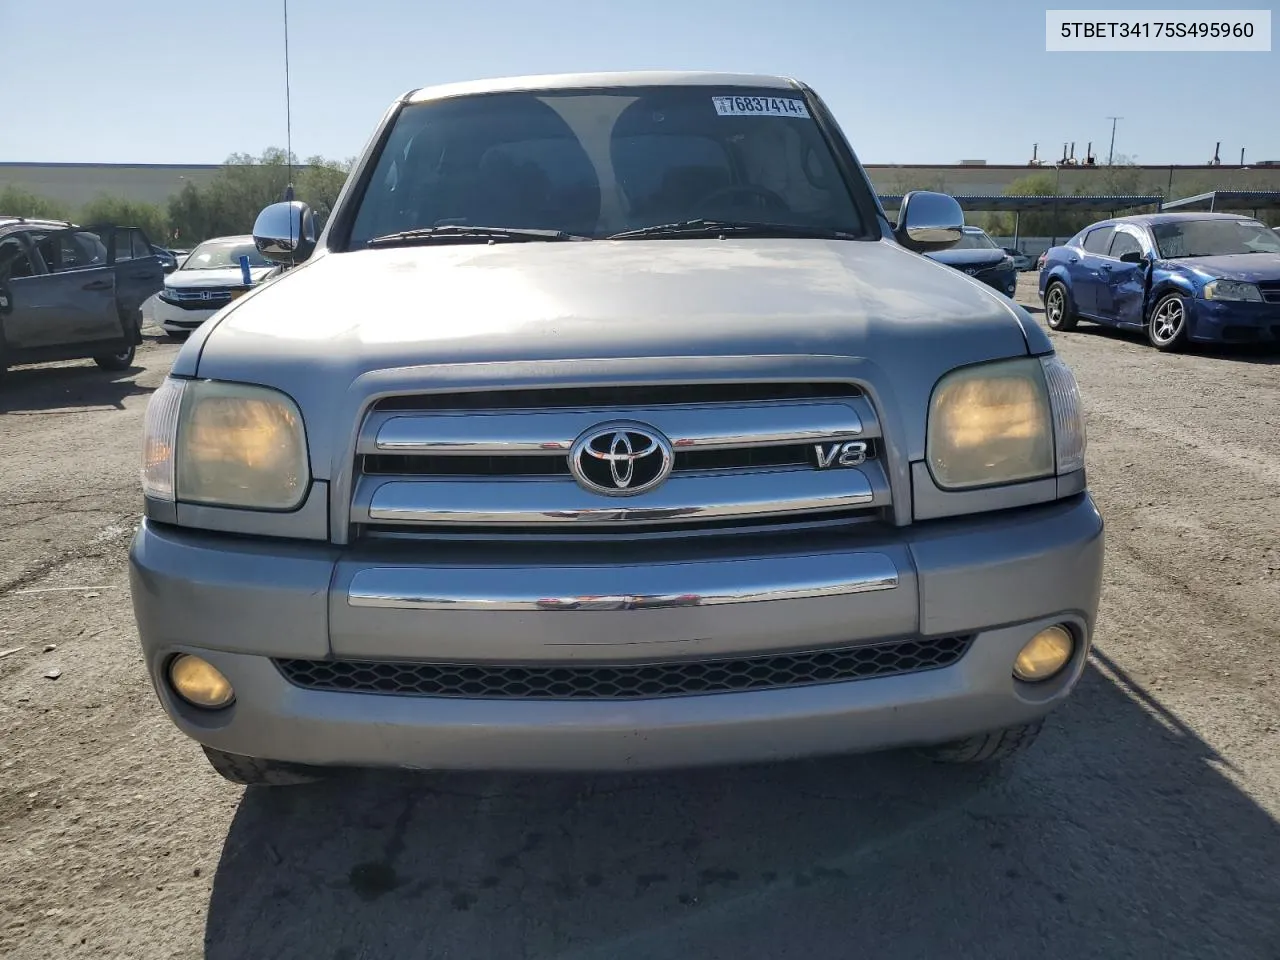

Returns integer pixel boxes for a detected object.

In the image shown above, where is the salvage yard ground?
[2,273,1278,959]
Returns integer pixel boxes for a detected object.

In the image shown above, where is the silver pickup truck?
[129,72,1104,786]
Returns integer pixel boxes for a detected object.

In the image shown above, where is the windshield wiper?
[607,219,858,241]
[366,225,588,248]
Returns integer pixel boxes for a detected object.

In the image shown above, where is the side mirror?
[253,201,317,265]
[894,191,964,253]
[1119,251,1146,265]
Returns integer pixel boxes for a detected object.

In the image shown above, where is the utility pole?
[1106,116,1122,165]
[1051,161,1063,247]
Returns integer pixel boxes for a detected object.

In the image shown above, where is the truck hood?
[188,237,1041,472]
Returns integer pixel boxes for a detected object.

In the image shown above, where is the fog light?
[168,654,235,709]
[1013,625,1074,682]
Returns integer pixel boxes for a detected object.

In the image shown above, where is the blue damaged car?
[1039,212,1280,351]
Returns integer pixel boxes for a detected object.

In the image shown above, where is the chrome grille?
[1258,281,1280,304]
[350,383,891,535]
[159,286,243,310]
[360,441,877,477]
[274,636,971,700]
[370,382,860,411]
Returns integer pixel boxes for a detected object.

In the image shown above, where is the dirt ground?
[2,277,1278,959]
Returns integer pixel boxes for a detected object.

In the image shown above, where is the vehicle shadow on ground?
[0,364,154,414]
[1066,323,1280,364]
[204,653,1280,960]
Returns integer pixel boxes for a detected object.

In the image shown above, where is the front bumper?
[1188,297,1280,344]
[129,494,1105,772]
[977,267,1018,299]
[153,297,218,334]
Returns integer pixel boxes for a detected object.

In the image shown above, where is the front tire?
[202,746,324,787]
[918,720,1044,764]
[93,342,136,371]
[1043,281,1077,331]
[95,315,139,370]
[1147,292,1188,352]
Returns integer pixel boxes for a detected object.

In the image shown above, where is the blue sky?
[3,0,1276,165]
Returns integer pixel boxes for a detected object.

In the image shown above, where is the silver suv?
[129,72,1103,786]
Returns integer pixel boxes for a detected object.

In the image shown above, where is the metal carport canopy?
[877,195,1165,246]
[877,194,1164,213]
[1158,190,1280,215]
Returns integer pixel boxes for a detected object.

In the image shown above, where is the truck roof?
[405,71,800,104]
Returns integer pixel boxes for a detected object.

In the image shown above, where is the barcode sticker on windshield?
[712,96,811,118]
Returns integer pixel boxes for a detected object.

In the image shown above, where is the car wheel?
[202,746,324,787]
[917,720,1044,764]
[1147,292,1188,352]
[93,341,136,371]
[1043,281,1077,331]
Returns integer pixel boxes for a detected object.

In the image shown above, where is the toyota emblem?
[569,422,673,497]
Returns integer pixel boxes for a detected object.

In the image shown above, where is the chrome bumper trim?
[346,551,899,610]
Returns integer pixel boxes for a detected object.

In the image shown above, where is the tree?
[296,156,355,227]
[80,195,170,243]
[973,172,1062,239]
[164,149,356,244]
[1089,153,1144,198]
[0,185,72,221]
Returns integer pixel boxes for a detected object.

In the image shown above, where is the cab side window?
[29,232,58,270]
[41,231,108,271]
[1081,227,1115,255]
[69,231,108,268]
[130,230,154,259]
[1108,230,1144,259]
[0,236,36,281]
[112,230,135,262]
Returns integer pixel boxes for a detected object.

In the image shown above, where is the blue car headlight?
[1203,280,1262,302]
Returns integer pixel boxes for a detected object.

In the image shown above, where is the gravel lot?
[2,276,1278,959]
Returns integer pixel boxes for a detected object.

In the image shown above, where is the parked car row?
[1038,212,1280,351]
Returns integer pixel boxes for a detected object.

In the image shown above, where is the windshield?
[950,230,999,250]
[346,87,869,245]
[181,239,271,270]
[1151,219,1280,258]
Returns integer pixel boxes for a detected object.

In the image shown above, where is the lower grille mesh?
[274,636,971,701]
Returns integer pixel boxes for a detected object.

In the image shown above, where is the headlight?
[141,378,309,510]
[1203,279,1262,301]
[1039,354,1086,474]
[927,355,1085,489]
[1000,256,1016,270]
